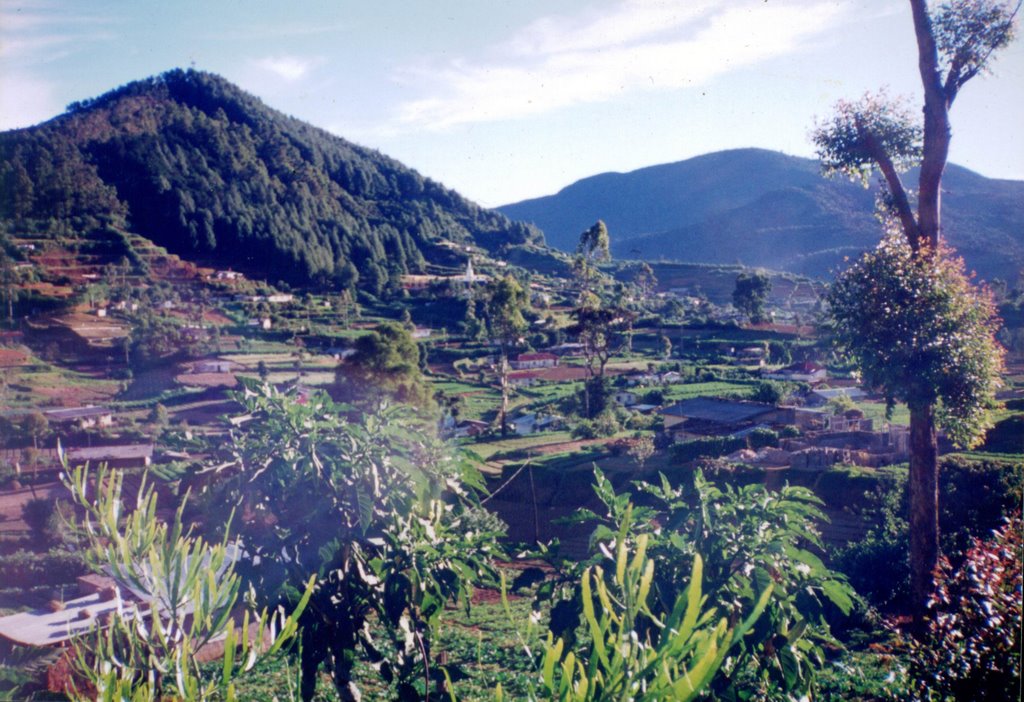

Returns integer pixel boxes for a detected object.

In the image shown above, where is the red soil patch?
[0,348,29,367]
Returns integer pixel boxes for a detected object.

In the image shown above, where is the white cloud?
[391,0,849,130]
[253,55,322,82]
[0,4,118,63]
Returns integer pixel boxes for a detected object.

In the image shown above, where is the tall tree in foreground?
[813,0,1016,631]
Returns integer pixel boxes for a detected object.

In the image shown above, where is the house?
[411,327,432,339]
[191,359,237,374]
[453,419,489,438]
[805,387,868,407]
[266,294,294,304]
[611,391,637,407]
[247,317,272,330]
[763,361,827,383]
[44,406,114,430]
[65,444,153,469]
[508,370,542,387]
[509,413,560,436]
[826,409,874,433]
[513,352,559,370]
[660,398,783,441]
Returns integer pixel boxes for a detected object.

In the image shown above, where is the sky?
[1,0,1022,207]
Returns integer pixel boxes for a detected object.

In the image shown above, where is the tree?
[627,434,655,470]
[751,379,785,405]
[571,304,633,418]
[632,261,657,300]
[210,382,501,700]
[21,411,49,449]
[658,332,673,360]
[0,251,20,324]
[573,220,611,304]
[332,321,433,410]
[732,271,771,324]
[813,0,1016,630]
[485,275,528,436]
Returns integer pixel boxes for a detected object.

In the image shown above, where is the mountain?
[499,148,1024,281]
[0,69,543,292]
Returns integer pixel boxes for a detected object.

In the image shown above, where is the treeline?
[0,69,542,290]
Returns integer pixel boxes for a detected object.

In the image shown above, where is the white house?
[513,352,559,370]
[763,361,827,383]
[509,413,560,435]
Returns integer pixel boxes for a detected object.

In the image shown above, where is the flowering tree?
[813,0,1016,630]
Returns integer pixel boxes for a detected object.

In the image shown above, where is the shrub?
[909,515,1022,701]
[746,427,779,450]
[0,549,86,589]
[537,468,855,700]
[669,436,746,463]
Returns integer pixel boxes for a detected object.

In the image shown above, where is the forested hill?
[0,69,542,291]
[499,148,1024,281]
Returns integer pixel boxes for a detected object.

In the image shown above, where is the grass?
[466,431,574,461]
[662,381,754,402]
[854,400,910,427]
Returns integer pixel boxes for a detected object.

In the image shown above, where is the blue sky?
[2,0,1022,206]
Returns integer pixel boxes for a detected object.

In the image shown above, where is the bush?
[0,549,86,589]
[537,468,855,700]
[746,427,779,450]
[910,515,1022,701]
[831,459,1021,612]
[669,435,746,463]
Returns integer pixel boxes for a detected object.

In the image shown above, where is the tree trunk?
[908,402,939,636]
[910,0,950,252]
[499,354,509,437]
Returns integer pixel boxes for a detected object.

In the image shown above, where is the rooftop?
[661,398,777,424]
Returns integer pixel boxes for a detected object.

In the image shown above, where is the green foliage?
[62,462,311,702]
[827,237,1003,447]
[669,436,747,463]
[732,272,771,324]
[541,468,854,701]
[0,549,86,589]
[746,427,779,450]
[751,380,785,405]
[576,221,610,265]
[933,0,1018,96]
[527,523,772,702]
[332,321,433,410]
[0,69,541,290]
[909,514,1022,701]
[812,90,922,186]
[831,458,1022,611]
[210,380,503,700]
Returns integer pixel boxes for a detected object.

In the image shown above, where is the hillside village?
[0,62,1021,700]
[3,217,1020,555]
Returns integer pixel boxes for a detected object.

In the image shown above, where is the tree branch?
[858,121,921,251]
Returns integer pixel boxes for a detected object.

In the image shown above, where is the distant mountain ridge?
[0,69,543,292]
[499,148,1024,280]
